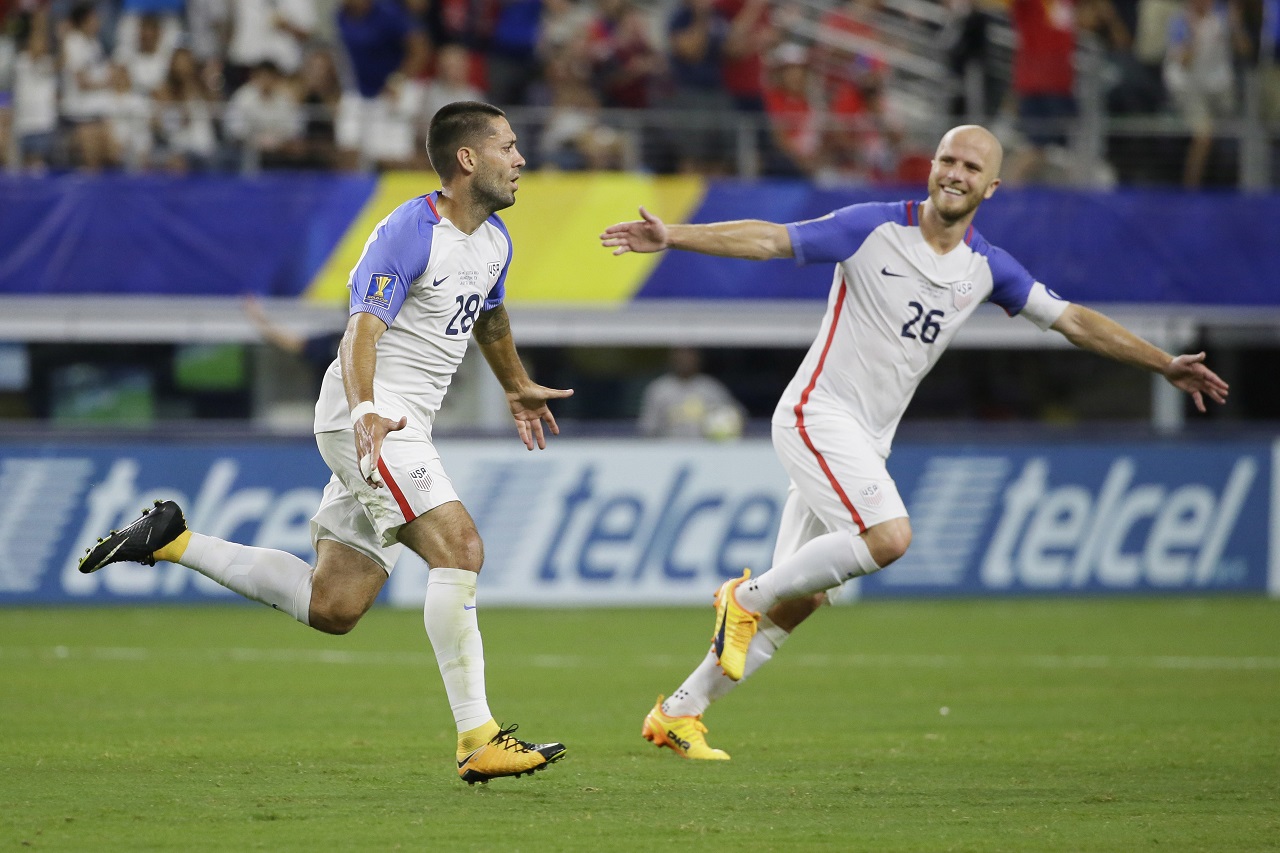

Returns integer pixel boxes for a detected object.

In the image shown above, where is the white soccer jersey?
[314,191,512,434]
[774,200,1068,458]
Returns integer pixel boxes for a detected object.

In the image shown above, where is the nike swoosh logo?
[881,266,909,278]
[99,540,127,566]
[463,604,476,610]
[432,276,449,287]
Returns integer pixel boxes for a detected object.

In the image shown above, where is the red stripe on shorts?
[377,458,417,523]
[791,276,866,533]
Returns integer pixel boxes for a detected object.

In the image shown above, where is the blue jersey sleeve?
[984,244,1037,316]
[348,199,432,327]
[485,214,513,310]
[786,202,897,265]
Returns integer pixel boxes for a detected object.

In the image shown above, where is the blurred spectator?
[486,0,541,105]
[816,0,889,92]
[12,9,58,172]
[104,63,152,168]
[151,45,218,172]
[1006,0,1078,184]
[590,0,664,109]
[186,0,232,72]
[223,60,307,169]
[363,70,427,169]
[762,42,826,175]
[1262,0,1279,122]
[828,78,909,181]
[0,24,11,167]
[536,0,595,62]
[719,0,775,113]
[335,0,429,170]
[422,42,484,127]
[1076,0,1165,115]
[762,40,887,180]
[537,15,623,168]
[113,2,183,74]
[224,0,315,94]
[297,46,342,168]
[1163,0,1252,187]
[1135,0,1183,65]
[942,0,998,118]
[638,347,745,440]
[421,0,499,55]
[661,0,736,174]
[59,2,115,170]
[114,13,175,94]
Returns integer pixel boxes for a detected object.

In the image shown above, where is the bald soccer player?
[601,125,1229,760]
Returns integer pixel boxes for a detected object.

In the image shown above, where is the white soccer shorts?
[310,427,460,574]
[770,417,908,559]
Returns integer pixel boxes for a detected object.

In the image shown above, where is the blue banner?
[0,174,374,297]
[0,436,1273,606]
[2,173,1278,305]
[640,185,1280,305]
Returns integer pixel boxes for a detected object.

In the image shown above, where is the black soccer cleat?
[78,499,188,574]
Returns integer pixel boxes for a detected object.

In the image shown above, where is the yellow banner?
[305,172,705,305]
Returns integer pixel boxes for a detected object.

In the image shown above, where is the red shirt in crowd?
[1011,0,1076,95]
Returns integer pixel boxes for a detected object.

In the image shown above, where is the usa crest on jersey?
[409,465,434,492]
[952,280,975,311]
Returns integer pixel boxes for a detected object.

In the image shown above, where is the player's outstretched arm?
[601,207,794,261]
[474,304,574,450]
[1051,303,1229,412]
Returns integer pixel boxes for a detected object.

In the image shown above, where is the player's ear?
[456,146,476,176]
[984,178,1001,200]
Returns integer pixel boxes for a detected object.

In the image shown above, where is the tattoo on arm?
[474,304,510,345]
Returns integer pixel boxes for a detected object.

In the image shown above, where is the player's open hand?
[1163,352,1229,413]
[600,206,668,255]
[508,384,574,450]
[354,412,408,487]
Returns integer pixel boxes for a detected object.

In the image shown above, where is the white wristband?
[349,400,378,427]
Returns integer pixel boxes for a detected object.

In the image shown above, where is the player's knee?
[311,605,364,635]
[865,519,912,567]
[768,593,826,632]
[451,531,484,574]
[309,593,368,635]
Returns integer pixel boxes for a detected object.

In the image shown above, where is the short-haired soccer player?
[82,102,572,784]
[601,125,1229,759]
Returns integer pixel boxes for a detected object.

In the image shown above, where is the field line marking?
[3,646,1279,670]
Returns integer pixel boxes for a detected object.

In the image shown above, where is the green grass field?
[3,599,1278,852]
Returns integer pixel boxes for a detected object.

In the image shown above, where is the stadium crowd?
[0,0,1276,185]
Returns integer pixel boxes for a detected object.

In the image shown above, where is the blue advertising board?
[0,437,1274,606]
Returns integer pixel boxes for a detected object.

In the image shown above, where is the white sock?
[664,616,790,717]
[180,532,313,626]
[736,531,880,614]
[423,567,492,733]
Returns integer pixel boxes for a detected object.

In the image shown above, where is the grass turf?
[2,599,1278,852]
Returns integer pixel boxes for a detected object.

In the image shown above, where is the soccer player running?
[600,124,1230,760]
[80,102,572,784]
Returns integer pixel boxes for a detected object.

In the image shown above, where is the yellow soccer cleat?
[642,696,729,760]
[457,724,566,785]
[712,569,760,681]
